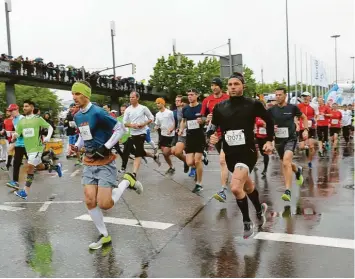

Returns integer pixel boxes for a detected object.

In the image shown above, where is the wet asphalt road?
[0,137,353,278]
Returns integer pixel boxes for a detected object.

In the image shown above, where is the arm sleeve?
[211,105,220,127]
[169,111,175,128]
[104,121,127,149]
[122,108,129,125]
[144,106,154,121]
[15,120,23,136]
[200,98,208,116]
[75,134,84,149]
[155,113,160,126]
[254,101,274,142]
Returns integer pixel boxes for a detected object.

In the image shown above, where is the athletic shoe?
[243,221,255,239]
[6,180,19,190]
[261,170,267,177]
[75,160,83,166]
[153,148,158,155]
[142,157,148,164]
[308,162,312,169]
[295,166,304,186]
[88,234,112,250]
[54,163,63,177]
[281,189,291,201]
[123,173,143,194]
[118,168,126,174]
[202,151,209,166]
[256,203,268,227]
[153,155,161,167]
[282,205,292,219]
[165,167,175,175]
[188,168,196,177]
[213,190,226,202]
[192,184,203,193]
[14,189,27,200]
[183,162,189,173]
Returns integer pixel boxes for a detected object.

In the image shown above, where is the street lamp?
[350,56,354,85]
[285,0,291,100]
[4,0,12,56]
[330,34,340,83]
[110,21,116,77]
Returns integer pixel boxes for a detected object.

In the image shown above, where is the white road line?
[75,214,174,230]
[254,232,354,250]
[38,201,51,212]
[5,201,82,205]
[0,205,25,211]
[70,169,81,177]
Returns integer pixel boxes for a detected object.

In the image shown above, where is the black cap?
[211,77,223,88]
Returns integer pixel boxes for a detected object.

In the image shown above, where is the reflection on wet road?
[0,140,353,277]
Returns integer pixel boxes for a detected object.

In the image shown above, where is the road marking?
[38,201,52,212]
[75,214,174,230]
[0,205,25,212]
[70,169,81,177]
[254,232,354,249]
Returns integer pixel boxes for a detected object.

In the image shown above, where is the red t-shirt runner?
[255,117,267,139]
[201,93,229,137]
[329,111,342,128]
[298,103,316,130]
[317,105,331,127]
[3,117,14,142]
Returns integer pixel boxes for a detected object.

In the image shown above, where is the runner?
[64,103,80,162]
[179,89,205,193]
[329,103,342,152]
[255,116,270,177]
[340,104,352,144]
[71,81,143,250]
[2,110,14,171]
[298,92,316,169]
[0,113,7,162]
[209,72,271,238]
[171,95,189,173]
[6,104,26,190]
[316,97,332,157]
[123,91,160,178]
[13,100,63,200]
[154,98,176,174]
[200,78,230,202]
[268,88,306,202]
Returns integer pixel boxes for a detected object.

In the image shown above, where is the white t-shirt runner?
[155,109,175,137]
[123,104,154,136]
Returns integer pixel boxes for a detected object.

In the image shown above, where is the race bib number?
[23,128,35,138]
[319,115,325,121]
[259,127,267,135]
[275,127,289,138]
[187,120,199,130]
[69,121,76,128]
[224,130,245,146]
[331,119,338,125]
[78,125,93,141]
[6,131,12,137]
[308,120,312,127]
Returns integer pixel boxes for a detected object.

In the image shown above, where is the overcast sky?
[0,0,354,101]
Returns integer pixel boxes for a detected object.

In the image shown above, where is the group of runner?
[1,74,353,248]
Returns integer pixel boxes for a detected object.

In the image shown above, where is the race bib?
[319,115,325,121]
[275,127,289,138]
[6,131,12,137]
[187,120,199,130]
[331,119,338,125]
[224,130,245,146]
[308,120,312,127]
[78,125,93,141]
[23,128,35,138]
[259,127,267,135]
[69,121,76,128]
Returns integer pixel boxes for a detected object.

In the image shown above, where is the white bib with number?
[259,127,267,135]
[23,128,35,138]
[331,119,338,125]
[308,120,312,127]
[319,115,325,120]
[79,125,93,141]
[187,120,199,130]
[225,130,245,146]
[275,127,289,138]
[69,121,76,128]
[6,131,12,137]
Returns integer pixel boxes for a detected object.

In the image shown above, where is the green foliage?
[90,94,110,106]
[149,54,220,100]
[0,83,62,117]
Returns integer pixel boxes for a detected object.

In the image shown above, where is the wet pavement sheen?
[0,140,353,277]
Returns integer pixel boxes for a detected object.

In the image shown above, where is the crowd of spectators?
[0,53,152,94]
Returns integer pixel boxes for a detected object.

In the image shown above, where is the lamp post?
[4,0,12,56]
[285,0,291,100]
[330,35,340,83]
[110,21,116,77]
[350,56,354,85]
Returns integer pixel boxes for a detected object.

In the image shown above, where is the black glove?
[95,145,110,158]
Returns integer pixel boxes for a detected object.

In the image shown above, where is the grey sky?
[1,0,354,101]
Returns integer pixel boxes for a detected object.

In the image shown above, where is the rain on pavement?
[0,137,353,278]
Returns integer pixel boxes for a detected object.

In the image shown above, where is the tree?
[0,83,62,117]
[149,54,221,100]
[243,66,257,97]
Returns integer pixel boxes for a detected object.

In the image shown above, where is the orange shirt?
[255,117,267,139]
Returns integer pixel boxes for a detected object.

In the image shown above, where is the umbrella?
[67,65,74,69]
[34,58,43,62]
[58,64,65,67]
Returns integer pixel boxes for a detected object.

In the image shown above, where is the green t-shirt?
[117,115,130,143]
[16,115,50,153]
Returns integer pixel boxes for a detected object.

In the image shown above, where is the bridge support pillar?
[5,82,16,105]
[110,96,120,114]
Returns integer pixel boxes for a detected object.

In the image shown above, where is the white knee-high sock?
[88,206,108,237]
[149,141,156,149]
[112,180,130,205]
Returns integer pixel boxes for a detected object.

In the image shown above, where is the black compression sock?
[236,195,251,222]
[247,189,262,213]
